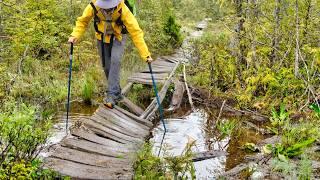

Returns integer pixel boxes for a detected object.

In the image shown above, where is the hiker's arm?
[121,5,151,61]
[70,4,94,40]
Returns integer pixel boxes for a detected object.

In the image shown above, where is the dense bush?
[0,104,54,178]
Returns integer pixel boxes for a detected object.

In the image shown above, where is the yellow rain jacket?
[71,0,151,61]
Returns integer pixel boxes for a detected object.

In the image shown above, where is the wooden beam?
[141,60,180,120]
[51,146,132,168]
[70,128,136,150]
[120,96,144,116]
[121,82,133,95]
[114,106,153,128]
[45,158,133,179]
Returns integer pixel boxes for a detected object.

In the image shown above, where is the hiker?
[68,0,153,108]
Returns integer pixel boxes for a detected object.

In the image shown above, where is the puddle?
[151,109,229,179]
[40,101,97,157]
[151,108,266,178]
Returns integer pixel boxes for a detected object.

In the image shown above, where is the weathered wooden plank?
[91,111,145,138]
[128,78,165,85]
[167,78,185,111]
[129,72,169,80]
[61,138,132,157]
[121,82,133,95]
[108,107,150,131]
[51,146,132,168]
[158,57,179,64]
[142,61,180,120]
[150,64,174,69]
[70,127,136,150]
[114,106,153,128]
[141,68,173,73]
[120,96,144,116]
[162,56,181,63]
[80,117,143,143]
[45,158,133,180]
[152,60,176,67]
[97,107,149,134]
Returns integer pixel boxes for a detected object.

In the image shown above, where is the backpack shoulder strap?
[90,2,102,34]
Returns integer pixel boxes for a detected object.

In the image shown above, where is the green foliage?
[216,119,237,140]
[165,141,196,179]
[271,154,313,179]
[268,104,290,134]
[134,143,196,179]
[81,73,96,104]
[188,0,320,113]
[271,157,296,177]
[163,14,183,47]
[134,143,166,179]
[310,103,320,119]
[0,104,52,178]
[298,154,312,180]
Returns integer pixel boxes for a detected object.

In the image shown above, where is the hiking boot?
[103,93,123,109]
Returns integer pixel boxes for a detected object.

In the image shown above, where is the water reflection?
[151,109,229,178]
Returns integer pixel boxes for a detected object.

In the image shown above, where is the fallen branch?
[17,45,29,75]
[183,64,195,111]
[191,150,227,162]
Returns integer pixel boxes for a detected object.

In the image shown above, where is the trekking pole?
[66,43,74,134]
[148,62,167,156]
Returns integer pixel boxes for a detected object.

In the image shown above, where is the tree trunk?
[234,0,246,86]
[270,0,281,65]
[295,0,300,77]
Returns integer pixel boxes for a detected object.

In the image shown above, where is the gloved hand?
[146,56,154,63]
[68,36,78,44]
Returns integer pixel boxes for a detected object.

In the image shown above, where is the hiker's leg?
[97,40,112,80]
[108,35,127,96]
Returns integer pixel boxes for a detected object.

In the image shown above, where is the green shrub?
[164,14,183,47]
[0,104,51,178]
[134,143,196,179]
[81,74,95,104]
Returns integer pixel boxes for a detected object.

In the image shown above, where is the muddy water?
[151,108,265,179]
[40,101,97,157]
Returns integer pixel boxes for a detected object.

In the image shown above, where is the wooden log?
[167,78,185,111]
[184,64,195,110]
[218,163,249,178]
[61,138,131,157]
[50,146,132,168]
[120,96,144,116]
[45,158,133,180]
[70,127,136,150]
[121,82,133,95]
[114,106,153,128]
[80,117,143,143]
[191,150,227,162]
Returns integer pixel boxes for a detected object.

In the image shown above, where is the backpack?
[90,0,136,35]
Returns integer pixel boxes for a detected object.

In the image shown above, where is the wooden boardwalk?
[44,55,181,179]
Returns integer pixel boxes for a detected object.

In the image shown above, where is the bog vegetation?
[0,0,319,179]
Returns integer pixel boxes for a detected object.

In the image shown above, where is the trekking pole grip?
[70,43,74,55]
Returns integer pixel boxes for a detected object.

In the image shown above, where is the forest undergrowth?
[186,0,320,178]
